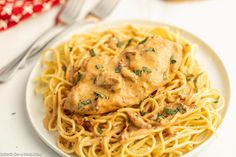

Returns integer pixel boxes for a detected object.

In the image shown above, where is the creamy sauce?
[64,36,182,115]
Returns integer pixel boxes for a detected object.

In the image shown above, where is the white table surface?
[0,0,236,156]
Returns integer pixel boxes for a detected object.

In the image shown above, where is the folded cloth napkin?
[0,0,64,31]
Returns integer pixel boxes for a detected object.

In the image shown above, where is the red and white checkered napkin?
[0,0,64,31]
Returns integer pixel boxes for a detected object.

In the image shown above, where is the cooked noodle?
[35,25,223,157]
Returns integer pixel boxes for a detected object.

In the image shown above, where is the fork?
[0,0,85,83]
[31,0,120,57]
[0,0,119,83]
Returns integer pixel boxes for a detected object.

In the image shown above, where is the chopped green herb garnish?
[89,49,96,57]
[171,60,176,64]
[133,69,142,76]
[126,38,133,47]
[95,92,106,99]
[157,106,186,119]
[62,65,67,72]
[163,71,167,81]
[95,64,103,70]
[115,65,121,73]
[186,74,194,81]
[138,37,148,44]
[97,126,103,134]
[158,114,165,120]
[170,56,177,64]
[214,96,220,103]
[142,66,152,74]
[117,41,125,48]
[146,47,155,52]
[78,99,91,109]
[141,111,147,116]
[177,106,186,114]
[164,108,178,115]
[77,72,82,82]
[69,47,73,52]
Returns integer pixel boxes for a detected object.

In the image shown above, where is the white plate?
[26,20,231,157]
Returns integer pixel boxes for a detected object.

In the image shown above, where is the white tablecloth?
[0,0,236,156]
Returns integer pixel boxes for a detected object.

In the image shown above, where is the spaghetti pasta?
[35,24,223,157]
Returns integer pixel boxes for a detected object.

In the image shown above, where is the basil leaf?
[95,64,103,70]
[141,111,147,116]
[146,47,155,52]
[138,37,148,44]
[78,99,91,109]
[115,65,121,73]
[126,38,133,47]
[177,106,186,114]
[95,92,106,99]
[89,49,96,57]
[77,72,82,82]
[69,47,73,52]
[142,66,152,73]
[214,96,220,103]
[97,126,103,134]
[170,55,177,64]
[164,108,178,115]
[156,113,165,120]
[117,41,125,48]
[133,69,142,76]
[62,65,67,72]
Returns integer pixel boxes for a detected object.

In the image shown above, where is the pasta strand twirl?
[35,25,223,157]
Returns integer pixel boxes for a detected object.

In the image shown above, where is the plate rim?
[25,19,231,157]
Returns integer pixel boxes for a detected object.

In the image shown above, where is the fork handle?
[0,21,90,83]
[0,25,63,69]
[0,25,64,83]
[7,20,90,68]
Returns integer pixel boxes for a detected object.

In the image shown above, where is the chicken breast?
[64,36,183,115]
